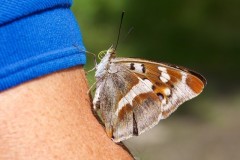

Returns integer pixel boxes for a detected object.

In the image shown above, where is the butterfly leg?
[105,124,114,139]
[73,44,98,69]
[86,50,98,67]
[86,50,98,74]
[86,66,97,74]
[87,81,97,94]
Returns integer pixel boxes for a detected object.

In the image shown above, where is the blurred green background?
[72,0,240,159]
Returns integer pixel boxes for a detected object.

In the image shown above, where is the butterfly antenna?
[73,44,97,66]
[115,11,125,51]
[123,26,134,41]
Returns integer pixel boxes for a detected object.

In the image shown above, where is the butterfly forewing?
[93,48,206,142]
[112,58,206,119]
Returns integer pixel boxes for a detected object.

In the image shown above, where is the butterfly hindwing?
[93,63,162,142]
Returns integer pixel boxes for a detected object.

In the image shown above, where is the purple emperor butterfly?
[92,47,206,142]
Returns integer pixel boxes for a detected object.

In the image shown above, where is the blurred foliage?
[72,0,240,94]
[72,0,240,117]
[72,1,240,159]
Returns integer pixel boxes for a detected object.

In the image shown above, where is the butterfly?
[92,46,206,143]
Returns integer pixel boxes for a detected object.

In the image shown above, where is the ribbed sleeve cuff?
[0,0,86,91]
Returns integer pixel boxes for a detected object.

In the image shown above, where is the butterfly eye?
[98,50,107,60]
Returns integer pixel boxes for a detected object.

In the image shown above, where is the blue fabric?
[0,0,86,91]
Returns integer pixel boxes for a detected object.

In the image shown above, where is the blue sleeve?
[0,0,86,91]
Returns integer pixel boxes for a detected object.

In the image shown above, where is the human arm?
[0,66,132,159]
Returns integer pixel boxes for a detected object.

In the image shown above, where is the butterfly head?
[98,50,108,59]
[98,46,116,60]
[95,46,117,78]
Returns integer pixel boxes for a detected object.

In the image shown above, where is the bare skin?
[0,66,133,160]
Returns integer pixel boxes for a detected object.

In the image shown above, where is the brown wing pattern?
[94,57,206,142]
[94,63,162,142]
[112,58,206,119]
